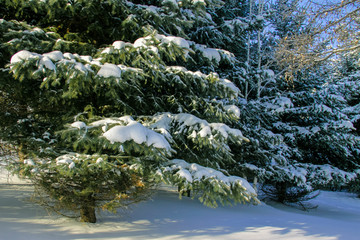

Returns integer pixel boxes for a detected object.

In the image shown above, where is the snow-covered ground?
[1,167,360,240]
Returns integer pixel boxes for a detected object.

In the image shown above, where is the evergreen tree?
[330,52,360,196]
[0,0,258,223]
[230,0,359,205]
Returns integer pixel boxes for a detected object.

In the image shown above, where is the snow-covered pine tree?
[167,0,320,205]
[229,64,359,206]
[263,0,360,202]
[228,0,359,205]
[0,0,258,222]
[329,52,360,197]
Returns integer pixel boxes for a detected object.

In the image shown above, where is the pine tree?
[0,0,259,222]
[229,0,359,205]
[330,52,360,197]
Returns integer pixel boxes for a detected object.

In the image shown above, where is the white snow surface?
[133,36,149,48]
[10,50,41,64]
[56,154,74,165]
[39,56,56,70]
[192,0,206,5]
[219,78,241,97]
[63,52,75,60]
[112,40,127,49]
[203,48,221,62]
[133,34,190,52]
[166,159,256,195]
[70,121,87,129]
[149,112,249,143]
[42,51,64,62]
[97,63,122,78]
[162,35,190,49]
[1,167,360,240]
[103,121,171,150]
[90,118,123,127]
[224,105,241,118]
[165,66,240,97]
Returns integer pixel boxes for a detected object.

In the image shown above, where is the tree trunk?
[256,0,264,99]
[245,0,253,100]
[80,196,96,223]
[276,182,287,203]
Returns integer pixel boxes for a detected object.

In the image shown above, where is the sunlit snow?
[103,121,171,150]
[97,63,122,78]
[10,50,41,64]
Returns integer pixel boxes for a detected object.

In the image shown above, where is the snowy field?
[1,167,360,240]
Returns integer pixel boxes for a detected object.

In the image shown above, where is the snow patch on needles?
[24,159,35,166]
[56,154,75,166]
[112,41,127,49]
[103,121,172,150]
[161,35,190,49]
[191,43,236,64]
[165,66,240,98]
[133,34,191,55]
[219,79,241,97]
[10,50,41,64]
[63,52,75,60]
[97,63,122,78]
[264,96,293,113]
[149,112,249,143]
[202,48,221,62]
[336,120,355,130]
[163,159,258,197]
[10,50,142,79]
[71,121,87,129]
[43,51,64,62]
[39,56,56,70]
[90,118,123,127]
[224,105,241,118]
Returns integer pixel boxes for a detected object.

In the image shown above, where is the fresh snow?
[133,36,151,48]
[42,51,64,62]
[218,78,241,97]
[90,118,123,127]
[202,48,221,62]
[10,50,41,64]
[63,52,75,60]
[101,47,113,54]
[162,35,190,49]
[112,40,127,49]
[336,120,355,130]
[165,66,240,97]
[193,44,221,63]
[97,63,122,78]
[165,159,256,195]
[149,112,249,142]
[79,55,92,62]
[133,34,190,52]
[224,105,241,118]
[192,0,206,5]
[264,96,293,113]
[103,121,171,150]
[1,168,360,240]
[56,154,74,165]
[70,121,87,129]
[224,19,249,31]
[75,62,89,73]
[39,56,56,70]
[24,159,35,166]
